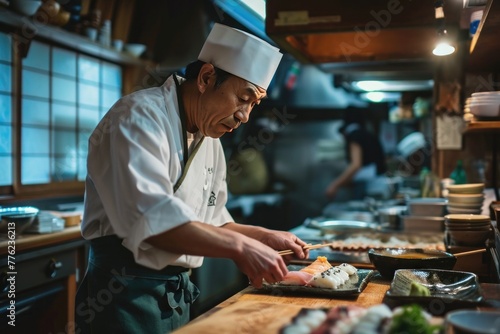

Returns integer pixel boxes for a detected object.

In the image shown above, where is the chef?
[75,23,309,333]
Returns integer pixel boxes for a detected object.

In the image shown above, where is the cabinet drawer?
[1,248,76,295]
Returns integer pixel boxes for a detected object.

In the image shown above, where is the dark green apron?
[75,236,200,334]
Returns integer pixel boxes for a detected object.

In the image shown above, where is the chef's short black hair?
[184,60,230,89]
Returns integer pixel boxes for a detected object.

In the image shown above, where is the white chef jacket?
[81,75,233,270]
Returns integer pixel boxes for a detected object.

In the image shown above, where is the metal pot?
[377,205,407,230]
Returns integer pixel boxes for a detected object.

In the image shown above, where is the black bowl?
[0,206,39,234]
[368,248,457,279]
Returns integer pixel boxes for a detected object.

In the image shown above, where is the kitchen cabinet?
[0,227,87,334]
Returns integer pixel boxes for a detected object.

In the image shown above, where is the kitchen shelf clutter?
[0,6,142,65]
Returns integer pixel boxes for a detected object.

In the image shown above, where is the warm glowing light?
[361,92,401,103]
[364,92,384,102]
[433,42,455,56]
[353,80,434,92]
[354,81,384,91]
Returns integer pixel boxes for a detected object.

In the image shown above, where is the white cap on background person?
[198,23,283,90]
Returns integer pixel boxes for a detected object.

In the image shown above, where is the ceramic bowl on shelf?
[10,0,41,16]
[446,193,484,205]
[471,91,500,97]
[444,214,491,222]
[469,103,500,118]
[124,43,146,57]
[446,183,484,194]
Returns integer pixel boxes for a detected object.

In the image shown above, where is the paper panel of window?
[0,32,11,62]
[79,106,100,130]
[52,102,77,129]
[23,41,49,71]
[78,82,100,108]
[52,47,77,77]
[52,153,77,181]
[77,129,92,181]
[0,63,11,93]
[78,55,100,83]
[101,87,121,110]
[21,126,50,154]
[21,156,50,184]
[0,124,11,154]
[102,62,122,88]
[52,76,77,103]
[0,93,11,123]
[52,129,76,155]
[0,155,12,185]
[22,70,50,99]
[22,98,50,126]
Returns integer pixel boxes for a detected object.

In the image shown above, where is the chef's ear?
[197,63,216,93]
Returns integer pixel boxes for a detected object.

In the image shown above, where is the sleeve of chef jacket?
[90,97,201,268]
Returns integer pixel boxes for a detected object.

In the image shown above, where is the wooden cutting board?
[173,300,303,334]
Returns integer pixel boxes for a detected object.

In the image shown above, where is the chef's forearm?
[221,222,269,241]
[144,221,248,259]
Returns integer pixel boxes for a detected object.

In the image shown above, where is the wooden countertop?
[174,277,391,334]
[174,277,500,334]
[0,225,83,255]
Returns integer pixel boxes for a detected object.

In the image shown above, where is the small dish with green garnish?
[384,269,483,316]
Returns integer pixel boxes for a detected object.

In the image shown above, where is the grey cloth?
[75,236,200,333]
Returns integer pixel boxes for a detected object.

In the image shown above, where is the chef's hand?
[259,231,310,262]
[231,236,289,289]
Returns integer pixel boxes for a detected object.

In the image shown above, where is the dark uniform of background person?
[325,111,387,200]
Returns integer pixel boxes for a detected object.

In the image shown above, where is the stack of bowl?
[444,214,492,247]
[465,91,500,118]
[446,183,484,214]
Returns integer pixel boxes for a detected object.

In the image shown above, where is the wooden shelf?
[0,7,143,65]
[464,120,500,133]
[468,0,500,71]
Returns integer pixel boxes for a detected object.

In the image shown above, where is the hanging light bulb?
[433,40,456,56]
[432,0,455,56]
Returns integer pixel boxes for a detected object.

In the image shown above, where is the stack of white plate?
[446,183,484,214]
[465,91,500,118]
[444,214,492,247]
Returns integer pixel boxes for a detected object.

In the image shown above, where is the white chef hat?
[198,23,283,90]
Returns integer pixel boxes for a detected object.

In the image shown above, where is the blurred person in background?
[325,111,388,200]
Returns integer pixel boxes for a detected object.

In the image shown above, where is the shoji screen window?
[21,41,51,184]
[20,42,122,187]
[0,32,12,186]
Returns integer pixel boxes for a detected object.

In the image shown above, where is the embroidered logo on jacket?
[208,192,216,206]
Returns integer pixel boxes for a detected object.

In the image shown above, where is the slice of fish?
[280,270,314,286]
